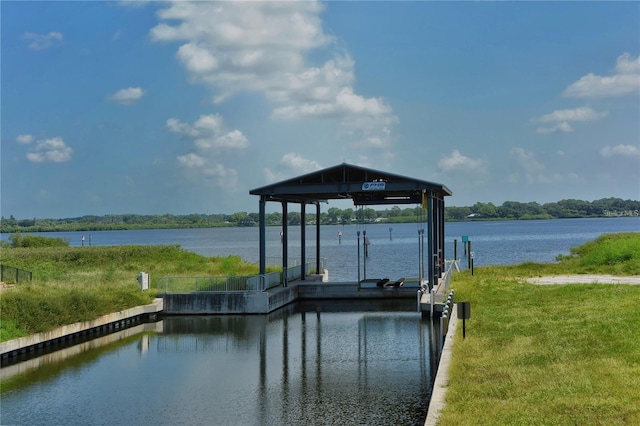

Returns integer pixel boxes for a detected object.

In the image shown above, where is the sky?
[2,1,639,219]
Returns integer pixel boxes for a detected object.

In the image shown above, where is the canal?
[1,300,442,426]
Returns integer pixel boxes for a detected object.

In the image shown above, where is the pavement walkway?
[527,274,640,285]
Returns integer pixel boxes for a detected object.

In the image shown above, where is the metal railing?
[158,275,262,293]
[247,272,281,291]
[285,263,308,281]
[1,264,32,284]
[436,259,457,295]
[159,259,321,294]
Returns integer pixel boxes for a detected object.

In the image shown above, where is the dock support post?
[282,201,288,287]
[300,203,306,280]
[259,196,266,276]
[430,288,435,317]
[316,203,321,275]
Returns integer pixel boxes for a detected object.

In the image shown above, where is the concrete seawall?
[161,282,421,314]
[1,298,163,360]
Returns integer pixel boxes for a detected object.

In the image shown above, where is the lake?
[3,217,638,282]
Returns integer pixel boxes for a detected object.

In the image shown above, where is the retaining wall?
[162,282,420,314]
[1,298,163,359]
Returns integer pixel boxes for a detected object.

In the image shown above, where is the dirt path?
[527,275,640,285]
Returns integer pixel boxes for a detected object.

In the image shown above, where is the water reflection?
[2,301,442,426]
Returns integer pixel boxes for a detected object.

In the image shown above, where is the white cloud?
[151,1,397,155]
[176,152,206,168]
[536,122,573,134]
[273,86,392,119]
[26,137,73,163]
[600,144,640,158]
[117,0,150,8]
[537,107,608,123]
[168,114,248,188]
[564,53,640,98]
[108,87,145,105]
[176,153,239,188]
[437,149,487,174]
[22,31,63,50]
[263,152,323,183]
[17,134,34,144]
[534,107,607,134]
[167,114,248,150]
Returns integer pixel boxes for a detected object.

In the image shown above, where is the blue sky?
[2,1,639,219]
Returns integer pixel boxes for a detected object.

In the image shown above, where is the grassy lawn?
[438,233,640,425]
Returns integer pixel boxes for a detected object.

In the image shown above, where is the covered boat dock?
[249,163,452,292]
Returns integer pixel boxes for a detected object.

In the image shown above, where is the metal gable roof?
[250,163,452,205]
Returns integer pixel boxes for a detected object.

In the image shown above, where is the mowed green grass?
[438,232,640,425]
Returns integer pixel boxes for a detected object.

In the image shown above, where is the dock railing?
[434,259,457,295]
[159,265,313,293]
[158,275,263,293]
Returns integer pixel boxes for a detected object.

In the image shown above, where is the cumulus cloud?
[533,106,607,134]
[22,31,63,50]
[600,144,640,158]
[263,152,323,183]
[563,53,640,98]
[167,114,248,150]
[437,149,486,174]
[168,114,248,188]
[117,0,151,8]
[25,137,73,163]
[536,122,573,134]
[17,134,34,144]
[151,1,397,153]
[536,107,608,123]
[108,87,145,105]
[176,153,238,188]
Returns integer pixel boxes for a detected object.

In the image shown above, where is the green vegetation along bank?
[0,244,261,342]
[438,232,640,425]
[1,197,638,233]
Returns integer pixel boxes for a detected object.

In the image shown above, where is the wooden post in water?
[454,239,458,263]
[467,241,472,270]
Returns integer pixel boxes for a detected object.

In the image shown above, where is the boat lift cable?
[356,204,361,283]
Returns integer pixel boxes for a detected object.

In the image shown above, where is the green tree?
[327,207,341,224]
[340,208,354,224]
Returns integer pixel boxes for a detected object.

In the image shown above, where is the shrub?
[8,233,70,248]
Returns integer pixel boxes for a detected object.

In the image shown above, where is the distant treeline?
[1,197,638,233]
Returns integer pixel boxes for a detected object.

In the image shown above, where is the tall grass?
[0,245,262,341]
[437,232,640,425]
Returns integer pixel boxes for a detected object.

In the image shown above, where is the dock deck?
[419,271,455,318]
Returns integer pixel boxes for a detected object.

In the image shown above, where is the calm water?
[3,217,638,281]
[1,301,440,426]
